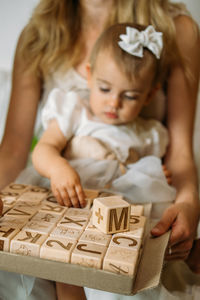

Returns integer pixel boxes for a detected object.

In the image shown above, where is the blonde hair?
[19,0,196,79]
[90,23,160,85]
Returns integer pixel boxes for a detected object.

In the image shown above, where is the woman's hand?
[50,161,86,208]
[151,199,200,261]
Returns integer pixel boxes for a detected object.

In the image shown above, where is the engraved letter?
[77,243,102,255]
[18,231,42,243]
[109,207,128,232]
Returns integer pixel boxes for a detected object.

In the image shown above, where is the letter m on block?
[108,207,129,233]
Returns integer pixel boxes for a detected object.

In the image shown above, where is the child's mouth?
[104,111,118,119]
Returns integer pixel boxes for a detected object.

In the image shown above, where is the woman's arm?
[32,120,85,208]
[152,15,200,260]
[0,33,42,190]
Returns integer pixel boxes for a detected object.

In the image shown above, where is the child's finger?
[54,188,64,206]
[67,187,80,208]
[164,170,172,177]
[162,165,172,175]
[166,176,172,185]
[62,188,72,207]
[162,165,172,183]
[76,185,86,208]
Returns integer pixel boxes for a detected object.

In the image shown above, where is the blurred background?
[0,0,199,176]
[0,0,199,71]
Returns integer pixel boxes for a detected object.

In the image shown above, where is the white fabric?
[42,88,169,163]
[69,157,176,207]
[35,68,89,138]
[118,26,163,59]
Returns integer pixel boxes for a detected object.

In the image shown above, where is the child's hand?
[151,199,200,261]
[50,162,86,208]
[162,164,172,185]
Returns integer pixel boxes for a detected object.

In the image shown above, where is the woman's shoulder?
[169,3,199,38]
[173,14,199,56]
[168,3,190,19]
[174,14,199,37]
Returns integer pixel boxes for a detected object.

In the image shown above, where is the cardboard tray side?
[0,225,170,295]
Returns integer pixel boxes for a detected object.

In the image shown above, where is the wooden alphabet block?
[103,246,139,276]
[83,198,93,210]
[83,189,100,200]
[10,230,47,257]
[1,198,16,207]
[83,188,100,209]
[57,215,88,230]
[98,191,117,197]
[0,216,29,229]
[85,220,100,233]
[45,193,57,203]
[65,208,91,219]
[50,227,82,241]
[27,186,50,195]
[122,226,144,239]
[40,236,77,263]
[110,233,141,251]
[17,190,47,204]
[0,183,28,202]
[15,199,41,207]
[2,205,11,215]
[31,212,62,224]
[0,226,19,251]
[92,196,130,234]
[79,230,111,247]
[131,205,144,216]
[6,204,37,219]
[71,241,107,269]
[129,215,146,231]
[39,201,67,215]
[128,215,146,240]
[22,220,55,235]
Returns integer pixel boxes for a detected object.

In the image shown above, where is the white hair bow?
[118,25,163,59]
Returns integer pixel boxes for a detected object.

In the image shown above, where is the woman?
[0,1,199,299]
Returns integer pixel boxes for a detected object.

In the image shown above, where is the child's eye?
[99,86,110,93]
[123,94,138,101]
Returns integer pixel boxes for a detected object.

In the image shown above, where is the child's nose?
[109,95,121,108]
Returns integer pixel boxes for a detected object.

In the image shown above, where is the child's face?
[87,51,155,125]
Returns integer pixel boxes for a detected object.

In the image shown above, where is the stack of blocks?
[0,183,146,277]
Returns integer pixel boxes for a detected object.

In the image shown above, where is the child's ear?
[86,63,92,88]
[144,83,161,106]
